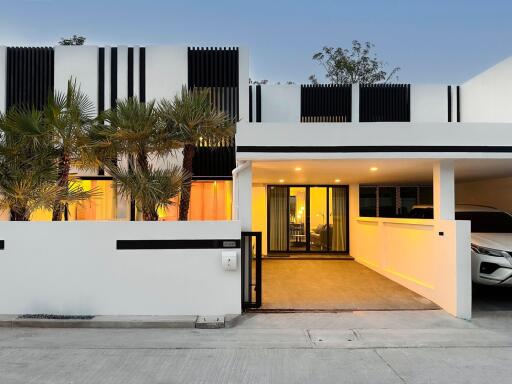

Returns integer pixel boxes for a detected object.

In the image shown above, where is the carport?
[239,157,512,318]
[235,121,512,319]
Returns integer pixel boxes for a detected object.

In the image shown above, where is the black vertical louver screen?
[359,84,410,122]
[188,47,239,121]
[188,47,238,178]
[6,47,54,110]
[300,84,352,122]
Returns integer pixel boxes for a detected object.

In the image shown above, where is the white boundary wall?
[348,184,471,319]
[0,221,241,316]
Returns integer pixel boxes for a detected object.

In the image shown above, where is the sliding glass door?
[267,185,348,254]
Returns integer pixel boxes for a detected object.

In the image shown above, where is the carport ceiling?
[252,159,512,185]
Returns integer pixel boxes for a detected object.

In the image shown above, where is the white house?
[1,45,512,320]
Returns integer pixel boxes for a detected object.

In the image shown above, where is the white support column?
[117,46,128,101]
[0,46,6,113]
[433,160,455,220]
[351,83,359,122]
[237,161,253,231]
[348,184,360,257]
[238,47,250,123]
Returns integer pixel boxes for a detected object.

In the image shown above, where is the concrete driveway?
[2,310,512,383]
[262,259,438,310]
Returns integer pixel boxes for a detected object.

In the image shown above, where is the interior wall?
[252,185,267,255]
[456,177,512,213]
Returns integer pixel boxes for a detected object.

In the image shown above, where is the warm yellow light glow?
[294,167,302,171]
[334,179,341,183]
[370,167,379,172]
[279,179,285,183]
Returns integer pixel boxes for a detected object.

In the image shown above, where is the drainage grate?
[18,314,95,320]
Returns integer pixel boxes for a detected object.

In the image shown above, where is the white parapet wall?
[0,221,241,316]
[350,217,472,319]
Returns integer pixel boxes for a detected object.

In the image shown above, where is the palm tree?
[0,108,91,221]
[44,79,97,221]
[159,86,235,221]
[93,97,188,221]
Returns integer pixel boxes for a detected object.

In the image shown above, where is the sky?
[1,0,511,84]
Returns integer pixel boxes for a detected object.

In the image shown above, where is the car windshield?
[455,211,512,233]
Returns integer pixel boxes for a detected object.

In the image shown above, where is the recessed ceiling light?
[294,167,302,171]
[370,167,378,172]
[334,179,341,183]
[279,179,285,183]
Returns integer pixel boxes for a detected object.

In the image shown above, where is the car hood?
[471,233,512,251]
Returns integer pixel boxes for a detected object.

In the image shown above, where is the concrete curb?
[0,314,244,329]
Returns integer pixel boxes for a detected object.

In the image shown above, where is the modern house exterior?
[1,45,512,320]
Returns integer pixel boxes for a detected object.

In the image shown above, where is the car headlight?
[471,244,509,258]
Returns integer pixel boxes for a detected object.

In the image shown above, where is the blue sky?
[1,0,511,84]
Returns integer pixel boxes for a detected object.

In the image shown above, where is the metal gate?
[241,231,262,310]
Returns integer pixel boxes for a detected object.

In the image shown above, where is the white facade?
[461,57,512,122]
[145,46,188,102]
[54,45,99,114]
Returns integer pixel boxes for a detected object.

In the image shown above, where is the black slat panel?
[256,85,261,122]
[6,47,54,110]
[359,84,410,122]
[127,47,134,98]
[98,47,105,113]
[447,85,452,122]
[249,85,253,122]
[188,47,239,177]
[456,85,460,122]
[188,47,238,87]
[139,47,146,103]
[110,47,117,109]
[300,84,351,122]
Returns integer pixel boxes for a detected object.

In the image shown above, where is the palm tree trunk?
[10,206,29,221]
[142,208,159,221]
[52,153,71,221]
[179,144,195,221]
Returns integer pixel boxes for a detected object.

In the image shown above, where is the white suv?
[409,204,512,286]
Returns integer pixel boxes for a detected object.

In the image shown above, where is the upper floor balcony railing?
[248,83,461,124]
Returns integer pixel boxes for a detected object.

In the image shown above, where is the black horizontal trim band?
[117,239,240,250]
[236,146,512,153]
[0,240,4,250]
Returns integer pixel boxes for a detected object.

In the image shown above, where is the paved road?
[2,310,512,383]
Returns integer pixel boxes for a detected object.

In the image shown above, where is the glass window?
[419,186,433,205]
[379,187,397,217]
[399,187,418,217]
[289,187,306,251]
[68,179,119,221]
[359,187,377,217]
[159,180,232,221]
[309,187,327,252]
